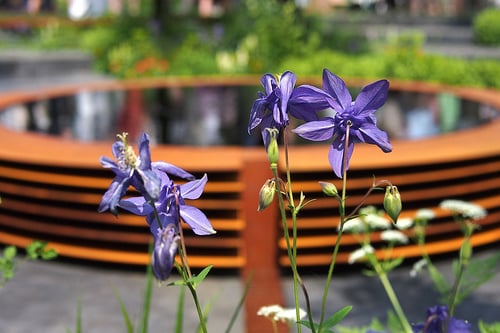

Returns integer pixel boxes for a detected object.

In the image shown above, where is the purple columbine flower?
[248,71,330,147]
[119,172,216,236]
[98,132,161,215]
[119,171,215,281]
[293,69,392,178]
[412,305,472,333]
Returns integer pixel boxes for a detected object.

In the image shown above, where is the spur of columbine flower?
[412,305,472,333]
[98,132,161,215]
[293,68,392,178]
[248,70,330,147]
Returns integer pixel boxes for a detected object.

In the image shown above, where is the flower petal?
[322,69,352,111]
[98,177,130,214]
[289,85,332,121]
[328,140,354,178]
[138,132,152,169]
[353,79,389,115]
[358,123,392,152]
[180,174,208,200]
[180,205,216,235]
[277,71,296,116]
[152,161,194,180]
[293,118,335,141]
[118,196,151,215]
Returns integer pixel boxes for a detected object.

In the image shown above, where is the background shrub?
[473,8,500,45]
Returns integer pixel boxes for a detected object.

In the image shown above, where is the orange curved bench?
[1,76,499,333]
[0,76,499,270]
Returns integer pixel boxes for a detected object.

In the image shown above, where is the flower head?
[293,69,392,178]
[412,305,472,333]
[439,200,487,220]
[98,132,161,215]
[119,173,215,236]
[257,304,307,326]
[248,71,330,147]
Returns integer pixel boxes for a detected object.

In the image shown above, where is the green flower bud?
[266,128,279,165]
[383,185,402,224]
[319,181,338,197]
[258,179,276,211]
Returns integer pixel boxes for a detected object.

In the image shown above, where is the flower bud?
[258,179,276,211]
[383,185,402,224]
[152,223,180,282]
[319,181,338,197]
[266,128,279,165]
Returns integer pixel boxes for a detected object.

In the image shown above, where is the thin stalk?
[447,236,471,317]
[187,282,208,333]
[369,255,413,333]
[271,165,303,333]
[318,123,351,329]
[284,130,311,332]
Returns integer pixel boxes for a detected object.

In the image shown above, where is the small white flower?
[416,208,435,220]
[381,230,409,244]
[410,258,427,277]
[257,304,283,319]
[394,217,414,230]
[340,217,366,233]
[257,305,307,325]
[274,307,307,324]
[365,214,391,230]
[440,199,487,220]
[348,244,374,264]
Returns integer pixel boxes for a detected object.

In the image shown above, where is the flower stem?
[368,254,413,333]
[318,123,351,329]
[448,235,471,317]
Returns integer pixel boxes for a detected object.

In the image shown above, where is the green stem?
[319,122,351,330]
[271,165,303,333]
[187,282,208,333]
[369,255,413,333]
[448,236,471,317]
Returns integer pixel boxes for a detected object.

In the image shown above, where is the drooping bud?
[265,128,279,165]
[152,223,180,282]
[258,179,276,211]
[319,181,338,197]
[383,185,402,224]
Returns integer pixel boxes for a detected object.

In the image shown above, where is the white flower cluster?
[348,244,375,264]
[257,304,307,325]
[440,199,487,220]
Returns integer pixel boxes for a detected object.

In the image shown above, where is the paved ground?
[0,245,499,333]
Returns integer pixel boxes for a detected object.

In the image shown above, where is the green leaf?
[4,245,17,260]
[175,285,185,333]
[139,249,154,333]
[453,252,500,305]
[190,265,213,289]
[113,289,134,333]
[426,261,450,297]
[380,257,404,273]
[323,306,353,328]
[479,320,500,333]
[224,272,252,333]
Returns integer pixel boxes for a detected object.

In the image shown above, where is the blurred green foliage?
[2,0,500,88]
[473,8,500,45]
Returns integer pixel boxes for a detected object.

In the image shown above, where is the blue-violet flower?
[412,305,472,333]
[98,132,161,215]
[293,69,392,178]
[119,173,216,236]
[248,71,330,147]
